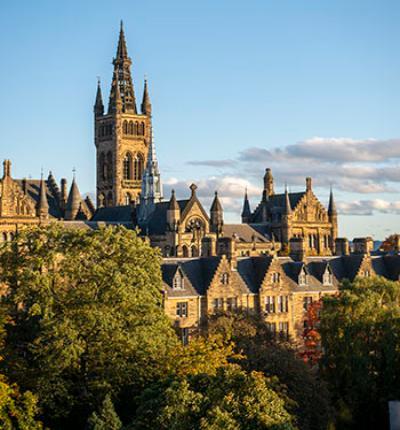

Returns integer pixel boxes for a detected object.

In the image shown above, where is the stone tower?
[94,22,152,207]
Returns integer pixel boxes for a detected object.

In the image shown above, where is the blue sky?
[0,0,399,239]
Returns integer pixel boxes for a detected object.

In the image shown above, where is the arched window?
[106,152,113,181]
[123,153,133,180]
[123,120,128,134]
[129,121,134,135]
[2,232,7,242]
[191,246,198,257]
[323,267,333,286]
[100,152,107,181]
[134,122,139,135]
[133,153,144,180]
[299,268,307,286]
[107,192,113,207]
[173,272,185,290]
[139,122,145,136]
[98,193,105,208]
[182,246,189,258]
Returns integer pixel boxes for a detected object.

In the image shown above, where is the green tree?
[320,276,400,429]
[206,311,333,430]
[129,365,296,430]
[87,394,121,430]
[0,224,178,428]
[0,378,43,430]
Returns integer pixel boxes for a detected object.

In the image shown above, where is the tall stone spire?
[141,130,163,203]
[37,174,49,219]
[65,177,82,220]
[94,78,104,116]
[108,21,137,114]
[141,78,152,115]
[241,188,251,223]
[328,187,337,216]
[138,130,163,221]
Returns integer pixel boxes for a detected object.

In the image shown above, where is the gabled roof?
[142,200,190,235]
[383,255,400,281]
[162,257,222,296]
[161,264,199,298]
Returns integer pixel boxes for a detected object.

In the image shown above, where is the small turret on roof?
[241,188,251,222]
[65,176,82,220]
[36,174,49,219]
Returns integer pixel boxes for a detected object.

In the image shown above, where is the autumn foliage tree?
[299,300,322,366]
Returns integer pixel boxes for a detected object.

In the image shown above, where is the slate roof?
[221,224,271,243]
[251,192,306,222]
[141,200,189,235]
[92,206,134,223]
[16,179,62,218]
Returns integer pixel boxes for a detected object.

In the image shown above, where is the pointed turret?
[241,189,251,223]
[167,189,180,231]
[328,187,337,217]
[141,78,152,115]
[108,22,137,114]
[283,186,292,216]
[36,175,49,219]
[65,177,82,220]
[94,79,104,116]
[210,191,223,234]
[168,189,179,210]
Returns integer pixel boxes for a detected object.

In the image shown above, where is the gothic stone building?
[0,23,398,346]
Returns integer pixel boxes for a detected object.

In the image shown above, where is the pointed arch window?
[123,153,133,180]
[133,153,144,180]
[129,121,134,135]
[123,120,128,134]
[173,271,185,290]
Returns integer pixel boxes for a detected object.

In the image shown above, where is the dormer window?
[323,267,334,286]
[364,270,371,278]
[221,272,229,285]
[299,268,308,286]
[271,272,281,283]
[173,271,185,290]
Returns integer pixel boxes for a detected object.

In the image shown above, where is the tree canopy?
[0,224,178,428]
[320,276,400,429]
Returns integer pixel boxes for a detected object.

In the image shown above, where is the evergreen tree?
[87,394,121,430]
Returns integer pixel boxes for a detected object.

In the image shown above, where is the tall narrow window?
[278,322,289,340]
[265,296,275,313]
[176,302,188,318]
[106,152,113,181]
[123,153,132,180]
[123,120,128,134]
[133,153,144,180]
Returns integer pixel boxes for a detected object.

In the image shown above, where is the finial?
[72,167,76,180]
[40,167,44,180]
[120,20,124,31]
